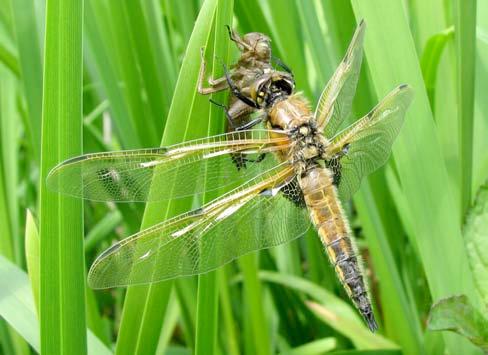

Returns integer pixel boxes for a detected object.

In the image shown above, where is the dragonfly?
[47,20,413,332]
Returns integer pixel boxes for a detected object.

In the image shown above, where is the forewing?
[315,20,365,137]
[87,164,311,288]
[327,85,414,201]
[46,129,290,202]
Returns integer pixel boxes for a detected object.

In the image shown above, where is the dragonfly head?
[249,71,295,109]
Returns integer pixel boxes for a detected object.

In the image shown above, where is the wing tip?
[398,83,411,91]
[397,84,415,103]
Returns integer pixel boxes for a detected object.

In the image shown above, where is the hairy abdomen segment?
[299,167,378,331]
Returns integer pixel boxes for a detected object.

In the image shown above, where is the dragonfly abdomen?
[299,167,378,332]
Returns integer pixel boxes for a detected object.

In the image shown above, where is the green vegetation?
[0,0,487,354]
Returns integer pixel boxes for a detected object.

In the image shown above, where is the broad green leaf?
[464,183,488,305]
[428,295,488,353]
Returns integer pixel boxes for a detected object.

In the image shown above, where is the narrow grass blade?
[195,0,233,354]
[114,1,219,354]
[473,2,488,194]
[420,27,454,109]
[408,0,460,208]
[0,69,16,262]
[9,0,43,161]
[454,0,477,216]
[306,301,397,350]
[0,42,20,77]
[257,270,360,323]
[0,58,30,355]
[39,0,86,353]
[239,254,271,355]
[350,2,479,354]
[296,0,334,94]
[265,0,311,97]
[142,0,178,94]
[84,1,141,149]
[279,337,336,355]
[328,351,401,355]
[218,268,240,355]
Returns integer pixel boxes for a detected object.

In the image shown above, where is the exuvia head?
[226,26,271,61]
[242,32,271,60]
[249,71,295,108]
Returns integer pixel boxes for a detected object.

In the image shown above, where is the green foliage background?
[0,0,487,354]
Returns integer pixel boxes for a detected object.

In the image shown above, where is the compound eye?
[256,91,265,104]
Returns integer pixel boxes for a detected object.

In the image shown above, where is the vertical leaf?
[39,0,86,353]
[454,0,477,216]
[9,0,43,161]
[195,0,233,354]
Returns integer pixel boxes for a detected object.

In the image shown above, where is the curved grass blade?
[114,1,220,354]
[195,1,233,354]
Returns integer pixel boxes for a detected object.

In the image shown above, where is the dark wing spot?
[325,158,342,186]
[280,177,306,207]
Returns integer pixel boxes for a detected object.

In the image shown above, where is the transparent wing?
[315,20,365,137]
[327,84,414,201]
[46,129,290,202]
[87,163,311,288]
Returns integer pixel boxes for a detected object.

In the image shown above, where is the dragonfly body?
[234,72,377,329]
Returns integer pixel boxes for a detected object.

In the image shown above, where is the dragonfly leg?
[209,99,236,129]
[223,63,259,108]
[272,55,294,77]
[225,25,252,51]
[198,47,229,95]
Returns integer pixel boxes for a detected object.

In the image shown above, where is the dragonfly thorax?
[289,122,330,176]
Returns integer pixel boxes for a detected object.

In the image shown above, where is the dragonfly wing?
[327,85,414,201]
[47,129,290,202]
[87,163,310,288]
[315,20,365,137]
